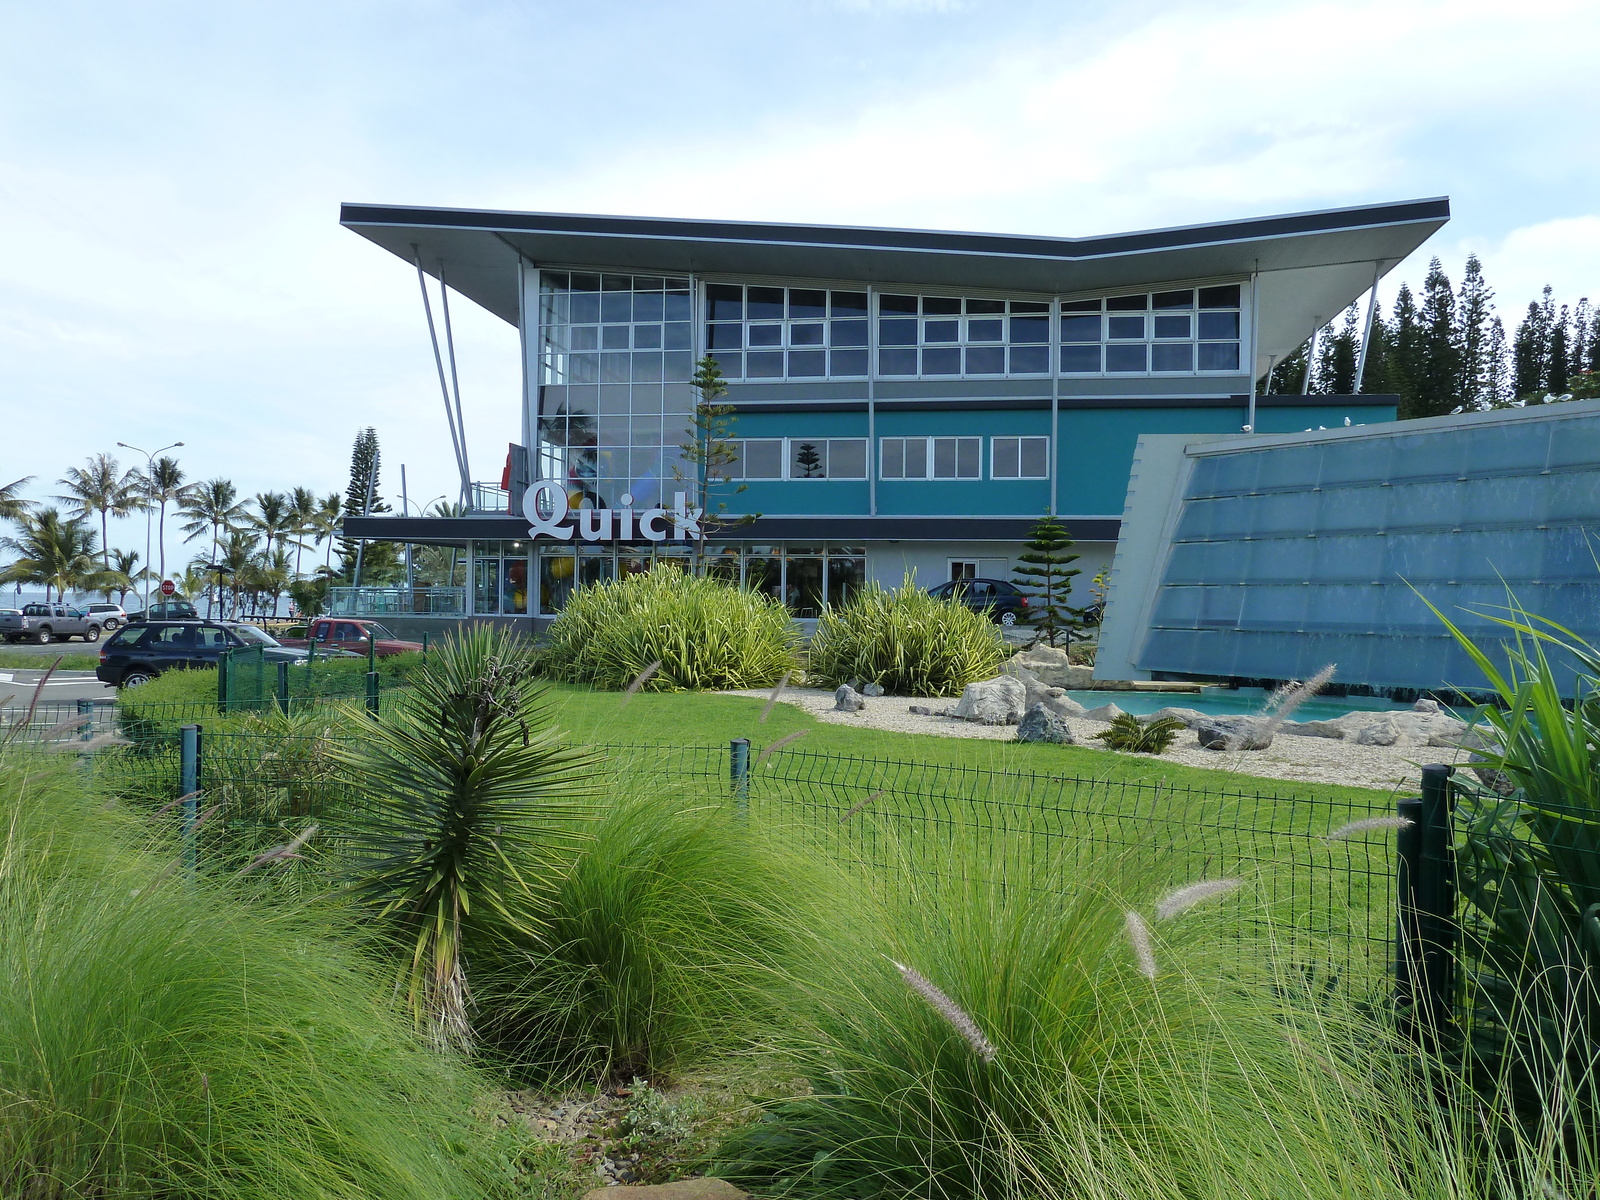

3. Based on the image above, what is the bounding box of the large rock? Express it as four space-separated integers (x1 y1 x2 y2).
1354 719 1400 746
1004 647 1095 689
833 684 865 712
1195 717 1274 751
1016 702 1074 744
584 1181 749 1200
1081 702 1126 723
1412 697 1442 714
861 681 886 697
1022 679 1088 719
952 675 1027 725
1280 709 1467 746
1142 706 1207 728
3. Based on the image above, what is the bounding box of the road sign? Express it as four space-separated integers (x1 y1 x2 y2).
160 579 176 597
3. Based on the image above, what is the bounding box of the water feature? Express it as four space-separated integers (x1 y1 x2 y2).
1061 687 1418 721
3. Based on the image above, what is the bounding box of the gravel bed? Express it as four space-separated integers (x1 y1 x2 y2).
722 686 1469 794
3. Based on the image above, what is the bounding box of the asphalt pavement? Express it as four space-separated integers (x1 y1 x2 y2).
0 668 116 707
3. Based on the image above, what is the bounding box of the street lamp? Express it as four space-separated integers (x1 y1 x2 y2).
117 440 183 614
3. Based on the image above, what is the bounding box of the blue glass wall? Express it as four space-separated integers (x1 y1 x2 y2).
1136 406 1600 693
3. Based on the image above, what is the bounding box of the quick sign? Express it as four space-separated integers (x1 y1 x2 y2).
522 481 703 543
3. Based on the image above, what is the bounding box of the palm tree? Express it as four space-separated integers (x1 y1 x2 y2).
138 456 187 585
0 508 104 602
104 548 147 607
0 477 34 524
288 486 318 579
180 478 245 616
56 454 146 568
217 528 259 619
313 493 343 574
248 492 293 558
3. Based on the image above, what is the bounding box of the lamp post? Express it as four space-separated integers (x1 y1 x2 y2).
117 440 183 615
400 493 446 595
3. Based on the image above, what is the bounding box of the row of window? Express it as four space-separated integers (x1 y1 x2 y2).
726 436 1050 481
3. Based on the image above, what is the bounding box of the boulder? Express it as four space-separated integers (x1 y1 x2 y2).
1195 717 1274 751
1142 706 1207 728
1280 718 1347 739
908 704 942 716
1412 697 1442 714
1023 680 1088 719
1354 719 1400 746
1081 702 1126 723
1005 647 1095 689
952 675 1028 726
1016 702 1074 744
861 681 886 698
584 1180 749 1200
833 684 865 712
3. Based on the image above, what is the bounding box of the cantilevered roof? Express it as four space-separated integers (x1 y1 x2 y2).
340 198 1449 370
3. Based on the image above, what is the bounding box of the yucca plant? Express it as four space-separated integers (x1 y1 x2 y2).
542 564 800 690
807 577 1006 697
1094 712 1185 754
333 625 602 1050
1423 592 1600 1109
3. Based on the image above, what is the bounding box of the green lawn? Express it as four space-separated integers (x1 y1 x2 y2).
544 682 1398 807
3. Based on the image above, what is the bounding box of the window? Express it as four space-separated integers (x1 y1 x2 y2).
880 436 981 480
1059 284 1244 376
729 438 869 480
991 436 1049 479
704 285 870 380
875 294 1051 378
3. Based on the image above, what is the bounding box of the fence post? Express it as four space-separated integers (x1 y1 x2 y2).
730 738 750 818
367 634 377 674
276 660 290 715
365 670 380 717
180 724 202 877
217 649 230 715
421 631 429 661
77 697 93 741
1397 765 1457 1047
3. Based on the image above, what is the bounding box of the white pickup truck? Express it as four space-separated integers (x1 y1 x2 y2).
0 602 106 644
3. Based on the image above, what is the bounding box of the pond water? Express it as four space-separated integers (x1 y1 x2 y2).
1061 687 1419 721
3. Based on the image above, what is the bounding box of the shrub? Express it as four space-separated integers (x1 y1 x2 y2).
1094 712 1185 754
0 751 521 1200
807 578 1006 697
541 565 800 691
477 783 830 1085
334 624 602 1049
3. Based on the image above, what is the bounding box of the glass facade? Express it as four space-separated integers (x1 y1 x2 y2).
537 271 697 509
1061 284 1243 375
729 437 869 480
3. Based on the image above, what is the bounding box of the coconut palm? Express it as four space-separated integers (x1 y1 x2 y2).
137 456 187 585
288 486 319 579
216 528 260 619
103 548 148 608
0 477 35 524
179 478 245 617
0 508 104 603
247 492 294 558
313 493 343 574
56 454 146 568
335 626 601 1049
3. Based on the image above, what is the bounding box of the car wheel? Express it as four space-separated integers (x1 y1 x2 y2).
103 618 120 631
34 628 52 645
121 668 156 688
1000 611 1018 626
85 625 101 643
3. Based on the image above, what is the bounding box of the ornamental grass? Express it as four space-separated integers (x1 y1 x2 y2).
806 577 1006 697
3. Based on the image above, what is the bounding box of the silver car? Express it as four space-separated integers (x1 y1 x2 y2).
86 603 128 631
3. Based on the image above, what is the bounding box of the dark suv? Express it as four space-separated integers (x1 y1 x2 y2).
96 620 307 688
928 578 1031 625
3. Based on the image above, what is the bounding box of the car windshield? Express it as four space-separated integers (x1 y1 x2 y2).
363 622 396 639
231 625 281 647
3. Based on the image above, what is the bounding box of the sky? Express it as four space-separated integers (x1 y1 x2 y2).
3 0 1599 578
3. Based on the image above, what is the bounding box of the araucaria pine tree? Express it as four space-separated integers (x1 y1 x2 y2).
337 427 399 583
674 356 755 573
1012 513 1081 647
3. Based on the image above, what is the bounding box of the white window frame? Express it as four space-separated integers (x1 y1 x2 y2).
879 436 983 481
1057 279 1249 379
730 437 869 481
990 436 1051 480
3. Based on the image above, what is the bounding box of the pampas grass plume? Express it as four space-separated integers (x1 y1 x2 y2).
1324 816 1413 842
1124 911 1157 980
1155 878 1242 920
890 959 997 1063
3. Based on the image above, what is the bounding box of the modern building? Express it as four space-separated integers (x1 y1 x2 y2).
1097 398 1600 697
336 198 1448 629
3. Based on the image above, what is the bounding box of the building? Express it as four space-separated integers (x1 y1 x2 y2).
1097 398 1600 697
336 198 1448 629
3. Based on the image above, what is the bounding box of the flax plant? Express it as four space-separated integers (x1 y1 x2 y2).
807 577 1006 697
542 564 800 691
334 625 602 1050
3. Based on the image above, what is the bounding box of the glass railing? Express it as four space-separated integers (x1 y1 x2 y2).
470 482 511 512
325 586 467 616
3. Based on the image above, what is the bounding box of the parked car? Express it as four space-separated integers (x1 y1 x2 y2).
125 599 200 623
927 578 1031 626
1 602 106 644
275 617 425 658
95 620 308 688
86 603 128 631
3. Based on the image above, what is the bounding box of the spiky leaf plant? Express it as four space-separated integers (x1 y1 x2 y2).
1094 712 1185 754
335 624 601 1050
807 577 1006 697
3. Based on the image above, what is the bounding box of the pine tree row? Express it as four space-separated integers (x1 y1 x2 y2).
1261 256 1600 419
